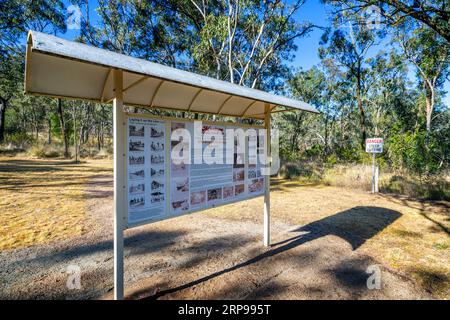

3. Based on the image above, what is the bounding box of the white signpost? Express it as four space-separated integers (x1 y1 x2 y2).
366 138 383 193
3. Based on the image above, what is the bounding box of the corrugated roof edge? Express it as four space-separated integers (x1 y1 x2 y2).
27 30 319 114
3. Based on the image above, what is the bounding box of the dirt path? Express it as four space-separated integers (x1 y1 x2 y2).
2 168 446 299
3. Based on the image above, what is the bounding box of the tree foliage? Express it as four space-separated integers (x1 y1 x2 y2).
0 1 448 177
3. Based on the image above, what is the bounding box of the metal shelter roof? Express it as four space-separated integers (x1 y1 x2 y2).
25 31 318 119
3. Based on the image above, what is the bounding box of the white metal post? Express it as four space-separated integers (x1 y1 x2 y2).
371 152 376 193
375 164 379 193
264 105 271 247
113 69 125 300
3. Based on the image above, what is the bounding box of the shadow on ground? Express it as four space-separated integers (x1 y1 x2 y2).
378 193 450 236
132 206 401 299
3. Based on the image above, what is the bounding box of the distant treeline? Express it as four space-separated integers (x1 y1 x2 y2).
0 1 448 177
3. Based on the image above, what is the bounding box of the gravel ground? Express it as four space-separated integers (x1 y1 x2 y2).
0 174 433 300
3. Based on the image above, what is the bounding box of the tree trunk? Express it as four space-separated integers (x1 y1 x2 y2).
73 106 78 163
48 117 52 144
425 84 434 133
34 123 39 140
324 115 329 155
356 71 366 149
57 99 69 158
0 97 7 144
78 122 84 159
290 132 298 153
97 126 101 151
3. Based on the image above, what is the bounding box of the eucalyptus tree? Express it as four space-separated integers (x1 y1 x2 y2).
394 24 449 133
81 0 140 55
187 0 315 90
0 54 22 143
81 0 315 125
365 50 411 136
319 23 376 149
134 0 315 92
0 0 66 143
276 67 326 156
319 58 354 155
81 0 195 68
323 0 450 44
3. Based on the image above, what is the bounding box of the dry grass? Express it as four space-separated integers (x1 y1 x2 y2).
0 156 448 298
322 164 391 191
204 178 450 299
321 164 449 200
0 155 112 250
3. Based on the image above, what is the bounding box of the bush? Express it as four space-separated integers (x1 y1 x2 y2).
381 174 450 201
387 130 442 176
278 161 323 181
80 147 112 159
304 144 323 159
335 145 363 163
325 154 338 166
279 145 300 162
4 132 35 149
279 158 448 200
28 145 63 158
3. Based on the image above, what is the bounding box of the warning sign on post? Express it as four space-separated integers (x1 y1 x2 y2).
366 138 383 153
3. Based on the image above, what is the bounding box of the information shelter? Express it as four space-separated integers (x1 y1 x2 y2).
24 30 318 299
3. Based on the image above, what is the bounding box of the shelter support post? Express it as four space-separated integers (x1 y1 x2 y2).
264 104 271 247
113 69 125 300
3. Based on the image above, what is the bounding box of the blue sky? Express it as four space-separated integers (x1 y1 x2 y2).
291 0 328 69
60 0 449 106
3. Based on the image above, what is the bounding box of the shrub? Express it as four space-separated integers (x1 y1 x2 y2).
335 145 363 163
4 132 35 149
278 161 323 181
304 144 323 159
78 146 112 159
94 148 112 159
28 145 62 158
387 130 442 176
381 174 449 201
325 154 338 166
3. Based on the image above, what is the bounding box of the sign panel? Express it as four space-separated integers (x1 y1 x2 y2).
126 116 266 227
126 118 167 225
365 138 383 153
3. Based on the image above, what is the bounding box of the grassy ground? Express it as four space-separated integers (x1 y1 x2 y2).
0 155 112 250
205 180 450 298
0 156 448 298
288 162 450 200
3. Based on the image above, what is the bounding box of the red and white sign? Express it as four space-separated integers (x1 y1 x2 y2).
366 138 383 153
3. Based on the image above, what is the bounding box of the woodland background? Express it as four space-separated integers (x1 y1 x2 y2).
0 0 449 199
